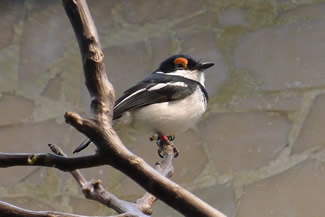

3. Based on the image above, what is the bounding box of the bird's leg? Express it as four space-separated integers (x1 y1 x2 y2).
156 134 167 158
149 134 175 142
159 134 169 143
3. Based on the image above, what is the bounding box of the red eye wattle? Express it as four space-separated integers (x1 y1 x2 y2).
173 57 188 68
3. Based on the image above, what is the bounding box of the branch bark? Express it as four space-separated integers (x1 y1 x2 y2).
62 0 114 124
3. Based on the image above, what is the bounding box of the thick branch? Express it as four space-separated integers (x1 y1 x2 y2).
0 151 105 171
62 0 114 123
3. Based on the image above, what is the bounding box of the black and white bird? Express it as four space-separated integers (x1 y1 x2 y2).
73 54 214 154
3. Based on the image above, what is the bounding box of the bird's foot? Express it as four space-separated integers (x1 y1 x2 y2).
156 134 179 158
167 135 175 141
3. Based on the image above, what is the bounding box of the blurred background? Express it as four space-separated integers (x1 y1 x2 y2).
1 0 325 216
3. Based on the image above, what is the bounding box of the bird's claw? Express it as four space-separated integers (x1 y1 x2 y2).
168 135 175 141
158 148 164 158
156 135 179 158
173 146 179 158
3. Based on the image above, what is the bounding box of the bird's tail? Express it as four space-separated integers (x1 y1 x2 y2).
73 116 119 154
73 139 92 154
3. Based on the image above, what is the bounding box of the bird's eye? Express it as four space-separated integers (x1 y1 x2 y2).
175 63 184 68
174 57 188 69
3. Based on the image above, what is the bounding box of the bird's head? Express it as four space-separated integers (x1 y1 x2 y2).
156 54 214 84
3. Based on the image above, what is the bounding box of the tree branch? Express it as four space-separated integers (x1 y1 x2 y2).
136 144 175 215
64 0 227 216
62 0 114 124
65 111 226 217
0 151 105 171
0 0 227 216
48 144 149 217
0 201 137 217
0 143 177 216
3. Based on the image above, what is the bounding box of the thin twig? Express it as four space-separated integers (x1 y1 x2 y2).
0 201 137 217
48 144 149 217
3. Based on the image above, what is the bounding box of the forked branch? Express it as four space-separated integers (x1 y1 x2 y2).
0 0 227 216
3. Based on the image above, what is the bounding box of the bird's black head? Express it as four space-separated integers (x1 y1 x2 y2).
157 54 214 73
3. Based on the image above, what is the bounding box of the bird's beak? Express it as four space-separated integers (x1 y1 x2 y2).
196 62 215 71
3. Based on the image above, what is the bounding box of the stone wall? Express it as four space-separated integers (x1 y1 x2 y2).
1 0 325 216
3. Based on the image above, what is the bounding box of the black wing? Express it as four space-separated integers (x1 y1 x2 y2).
113 73 197 120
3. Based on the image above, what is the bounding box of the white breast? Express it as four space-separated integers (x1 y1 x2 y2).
130 87 207 136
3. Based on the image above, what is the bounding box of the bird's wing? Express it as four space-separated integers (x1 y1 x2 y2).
113 74 197 120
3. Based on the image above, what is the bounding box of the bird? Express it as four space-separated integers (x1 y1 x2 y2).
73 54 214 154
